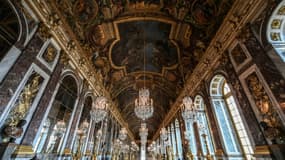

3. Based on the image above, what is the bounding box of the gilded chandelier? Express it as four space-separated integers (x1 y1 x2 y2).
90 96 109 123
134 88 154 121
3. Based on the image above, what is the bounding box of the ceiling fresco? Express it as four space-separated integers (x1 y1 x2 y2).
54 0 234 140
111 20 178 73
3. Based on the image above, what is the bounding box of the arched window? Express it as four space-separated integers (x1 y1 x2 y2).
210 75 254 159
267 0 285 62
35 75 78 154
194 95 214 156
0 0 20 61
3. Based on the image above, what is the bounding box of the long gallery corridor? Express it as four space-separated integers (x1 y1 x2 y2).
0 0 285 159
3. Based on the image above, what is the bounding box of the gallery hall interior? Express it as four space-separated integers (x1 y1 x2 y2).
1 0 285 159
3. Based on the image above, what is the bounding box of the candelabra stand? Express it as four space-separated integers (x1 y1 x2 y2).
186 140 194 160
73 131 84 160
157 153 162 160
202 133 212 160
184 131 194 160
166 146 174 160
111 152 115 160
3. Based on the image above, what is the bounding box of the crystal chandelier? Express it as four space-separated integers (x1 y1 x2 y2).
122 144 130 154
160 127 168 141
54 119 66 137
90 96 109 123
113 138 122 150
134 88 154 121
181 96 196 121
139 123 148 144
134 24 154 121
96 129 102 139
79 119 89 134
119 127 127 141
131 141 139 151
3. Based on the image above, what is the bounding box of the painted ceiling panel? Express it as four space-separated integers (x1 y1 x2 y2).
54 0 234 141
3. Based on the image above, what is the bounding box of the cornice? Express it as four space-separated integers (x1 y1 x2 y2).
25 0 135 141
152 0 264 140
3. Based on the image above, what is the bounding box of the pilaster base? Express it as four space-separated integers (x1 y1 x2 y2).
269 144 285 160
0 143 17 159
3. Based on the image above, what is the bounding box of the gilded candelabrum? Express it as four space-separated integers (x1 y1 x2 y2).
73 130 85 160
92 152 97 160
166 146 174 160
202 133 212 160
186 141 194 160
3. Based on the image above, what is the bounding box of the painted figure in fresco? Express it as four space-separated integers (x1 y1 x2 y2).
74 0 98 23
191 0 217 25
129 0 160 4
112 21 178 73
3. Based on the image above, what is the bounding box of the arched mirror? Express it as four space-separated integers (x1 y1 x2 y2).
35 75 78 154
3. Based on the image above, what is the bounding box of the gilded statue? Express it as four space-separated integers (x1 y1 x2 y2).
2 74 41 141
247 75 271 115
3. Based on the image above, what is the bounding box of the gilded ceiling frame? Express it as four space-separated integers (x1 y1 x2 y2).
108 16 181 77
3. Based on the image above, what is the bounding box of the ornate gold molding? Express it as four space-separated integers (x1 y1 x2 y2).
24 0 135 141
152 0 264 140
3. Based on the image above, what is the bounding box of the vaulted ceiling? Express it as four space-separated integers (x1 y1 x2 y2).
54 0 234 140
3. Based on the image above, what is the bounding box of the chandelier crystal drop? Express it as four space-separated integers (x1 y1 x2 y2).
181 96 197 122
134 88 154 121
90 96 109 123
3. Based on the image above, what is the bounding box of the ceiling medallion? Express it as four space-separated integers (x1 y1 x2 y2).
90 96 109 123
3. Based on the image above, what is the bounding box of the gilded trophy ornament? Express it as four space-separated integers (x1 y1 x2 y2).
60 50 69 66
38 23 51 40
2 74 41 141
43 46 57 63
247 73 285 143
